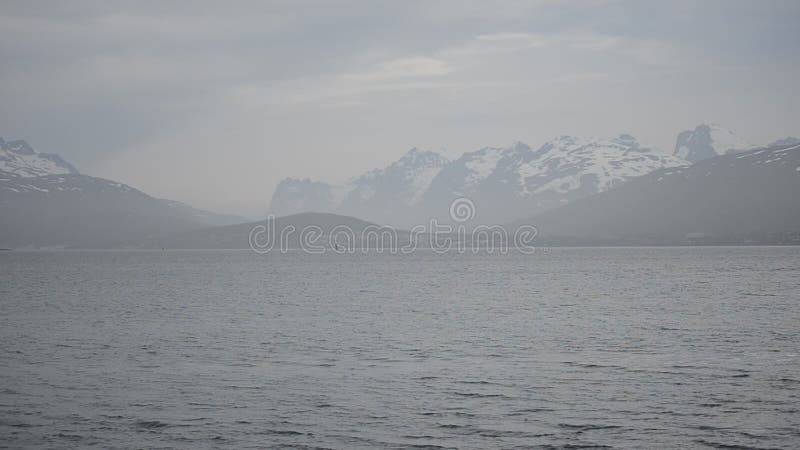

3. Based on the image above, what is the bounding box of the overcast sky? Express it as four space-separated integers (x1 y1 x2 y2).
2 0 798 217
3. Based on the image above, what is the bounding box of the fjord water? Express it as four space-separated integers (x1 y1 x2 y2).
1 248 799 449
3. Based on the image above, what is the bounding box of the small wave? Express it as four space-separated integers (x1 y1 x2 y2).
451 391 511 399
559 445 614 449
694 439 780 450
463 428 554 438
52 433 83 441
255 429 309 437
398 445 453 450
558 423 622 432
134 420 170 429
562 362 625 370
776 378 799 384
509 407 555 414
5 422 35 428
403 434 439 439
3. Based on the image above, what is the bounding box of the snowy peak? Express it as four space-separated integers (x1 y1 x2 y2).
414 135 686 224
396 147 447 166
343 147 449 206
388 148 449 205
2 138 35 155
0 137 79 178
271 177 338 213
674 124 755 163
271 137 688 225
460 146 512 190
525 142 800 243
513 134 686 197
388 147 450 178
270 148 449 220
272 128 799 226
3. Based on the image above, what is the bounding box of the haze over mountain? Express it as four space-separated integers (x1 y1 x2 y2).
113 212 387 250
271 124 800 228
122 139 800 249
0 137 245 248
673 123 756 163
521 142 800 245
3 123 798 248
1 137 79 177
272 134 686 226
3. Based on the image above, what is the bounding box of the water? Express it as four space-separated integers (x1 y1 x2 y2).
1 247 799 449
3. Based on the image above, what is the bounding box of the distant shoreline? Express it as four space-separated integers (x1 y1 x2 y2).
2 243 799 253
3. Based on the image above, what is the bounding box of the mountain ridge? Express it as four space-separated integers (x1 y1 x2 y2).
272 134 687 226
0 136 247 248
518 142 800 245
0 137 80 178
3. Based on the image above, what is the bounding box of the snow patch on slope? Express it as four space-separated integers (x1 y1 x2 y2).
708 125 754 155
518 134 687 196
408 164 442 204
0 137 79 177
464 147 505 186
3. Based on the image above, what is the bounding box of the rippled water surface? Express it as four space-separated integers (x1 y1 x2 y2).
1 247 799 449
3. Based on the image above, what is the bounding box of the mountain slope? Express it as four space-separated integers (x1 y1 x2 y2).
521 143 800 244
673 124 755 163
270 148 450 226
421 135 686 223
0 136 245 248
0 138 79 177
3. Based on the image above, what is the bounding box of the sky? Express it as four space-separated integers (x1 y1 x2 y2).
1 0 798 218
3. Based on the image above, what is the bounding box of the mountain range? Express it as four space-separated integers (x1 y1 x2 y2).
272 124 798 228
2 123 798 248
521 142 800 245
0 137 245 248
272 134 688 226
119 141 800 249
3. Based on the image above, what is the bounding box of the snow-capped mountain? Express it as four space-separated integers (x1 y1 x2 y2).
0 137 79 178
419 135 686 223
271 135 687 225
270 126 797 226
270 148 450 225
673 124 756 163
523 142 800 244
0 137 244 248
269 178 341 215
346 148 448 206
